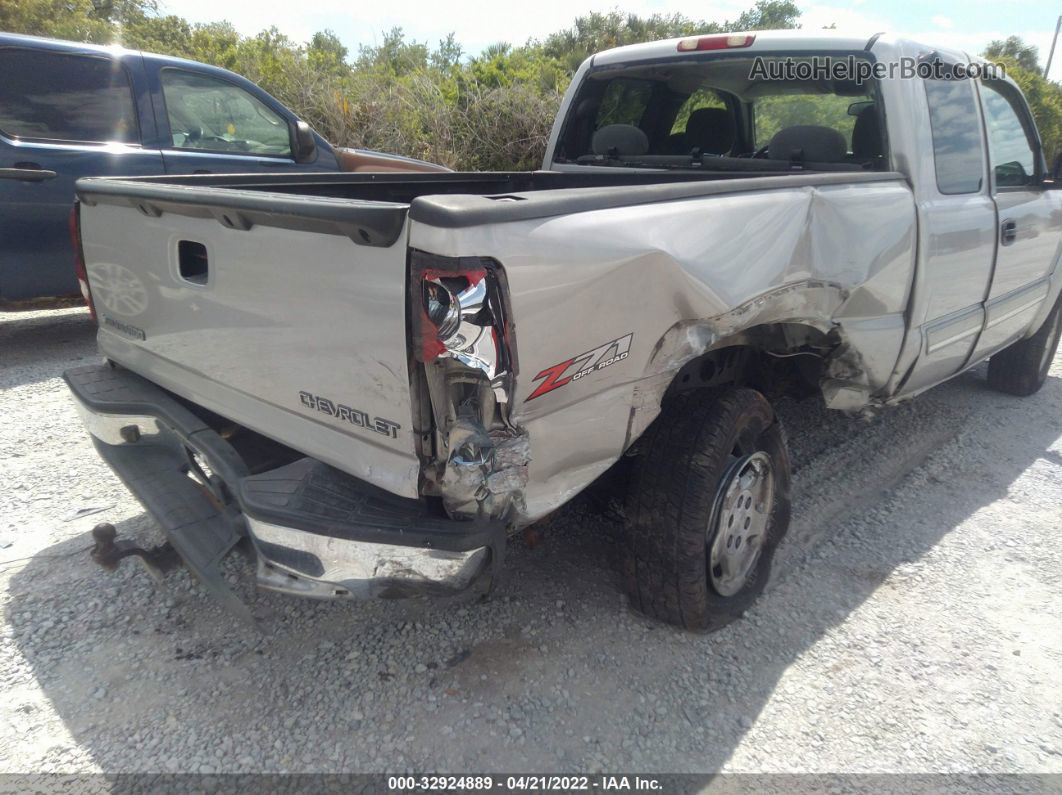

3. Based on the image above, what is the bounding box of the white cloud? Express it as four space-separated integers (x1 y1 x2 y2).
931 15 954 30
776 4 890 34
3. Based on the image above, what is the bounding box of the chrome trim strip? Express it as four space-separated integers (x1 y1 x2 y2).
985 281 1050 330
925 306 983 355
927 325 980 353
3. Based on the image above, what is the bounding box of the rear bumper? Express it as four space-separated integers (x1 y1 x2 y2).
64 364 502 616
250 516 490 600
236 456 499 600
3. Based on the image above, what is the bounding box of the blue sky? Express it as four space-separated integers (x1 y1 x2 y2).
160 0 1062 80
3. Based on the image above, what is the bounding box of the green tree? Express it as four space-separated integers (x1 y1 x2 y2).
467 44 565 92
431 33 462 70
985 36 1041 73
982 38 1062 164
1 0 114 43
121 14 194 56
89 0 159 24
727 0 801 31
308 30 349 76
542 11 722 73
356 27 429 76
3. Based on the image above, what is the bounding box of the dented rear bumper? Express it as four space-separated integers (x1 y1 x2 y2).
64 364 503 620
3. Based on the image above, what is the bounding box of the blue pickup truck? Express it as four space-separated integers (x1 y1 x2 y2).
0 32 444 302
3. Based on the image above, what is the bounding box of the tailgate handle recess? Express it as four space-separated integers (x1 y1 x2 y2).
178 240 209 285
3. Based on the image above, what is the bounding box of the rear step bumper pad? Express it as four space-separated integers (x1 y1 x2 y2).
63 364 502 615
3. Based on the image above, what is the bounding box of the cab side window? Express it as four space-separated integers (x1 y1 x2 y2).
924 77 984 195
979 80 1039 188
0 49 139 144
160 70 292 157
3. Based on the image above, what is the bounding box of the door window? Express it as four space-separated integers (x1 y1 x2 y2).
160 70 292 157
924 78 984 194
979 80 1039 188
0 49 138 144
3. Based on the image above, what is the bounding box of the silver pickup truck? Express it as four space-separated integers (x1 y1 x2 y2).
66 31 1062 631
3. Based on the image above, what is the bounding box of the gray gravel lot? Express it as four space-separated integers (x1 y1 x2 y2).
1 305 1061 776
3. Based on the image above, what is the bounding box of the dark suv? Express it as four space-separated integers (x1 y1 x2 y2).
0 32 443 301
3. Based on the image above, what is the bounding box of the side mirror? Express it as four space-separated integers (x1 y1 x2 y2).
290 120 317 163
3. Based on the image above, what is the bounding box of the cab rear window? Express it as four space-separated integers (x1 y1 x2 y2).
554 55 883 170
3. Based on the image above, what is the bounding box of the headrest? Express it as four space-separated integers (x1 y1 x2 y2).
592 124 649 157
684 107 735 155
851 105 883 159
768 125 847 163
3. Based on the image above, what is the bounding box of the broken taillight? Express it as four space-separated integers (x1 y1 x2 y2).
410 251 515 384
409 250 525 519
69 203 97 322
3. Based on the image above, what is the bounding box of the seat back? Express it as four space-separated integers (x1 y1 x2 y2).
768 125 847 163
851 105 883 160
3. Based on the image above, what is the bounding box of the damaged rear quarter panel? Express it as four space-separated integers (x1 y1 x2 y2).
410 178 915 522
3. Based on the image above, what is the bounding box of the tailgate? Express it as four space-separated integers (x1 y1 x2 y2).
75 178 420 498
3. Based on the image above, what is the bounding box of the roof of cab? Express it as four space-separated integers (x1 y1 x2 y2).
0 30 234 71
0 31 139 57
0 30 275 87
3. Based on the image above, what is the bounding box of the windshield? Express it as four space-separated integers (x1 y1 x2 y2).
554 54 884 173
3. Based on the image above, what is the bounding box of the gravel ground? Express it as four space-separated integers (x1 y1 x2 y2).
1 305 1061 777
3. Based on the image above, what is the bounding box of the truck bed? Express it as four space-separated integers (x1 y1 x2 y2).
77 168 890 232
75 168 907 503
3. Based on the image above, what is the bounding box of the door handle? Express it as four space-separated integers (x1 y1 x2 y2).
0 167 58 182
1000 219 1018 246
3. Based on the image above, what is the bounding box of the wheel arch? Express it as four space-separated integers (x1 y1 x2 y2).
658 322 835 399
625 294 854 453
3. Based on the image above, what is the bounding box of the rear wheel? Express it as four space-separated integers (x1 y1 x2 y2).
987 295 1062 397
622 387 791 631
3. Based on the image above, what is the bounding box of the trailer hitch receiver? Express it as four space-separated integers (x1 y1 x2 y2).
90 523 181 581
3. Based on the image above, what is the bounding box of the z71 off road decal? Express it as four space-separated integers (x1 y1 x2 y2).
526 333 633 401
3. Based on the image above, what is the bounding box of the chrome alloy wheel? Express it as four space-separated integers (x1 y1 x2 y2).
708 451 775 597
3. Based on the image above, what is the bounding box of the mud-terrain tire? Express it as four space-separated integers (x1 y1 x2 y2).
622 387 791 631
987 295 1062 397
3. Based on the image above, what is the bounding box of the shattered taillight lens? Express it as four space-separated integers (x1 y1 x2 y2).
411 251 515 384
69 203 97 322
410 250 526 519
